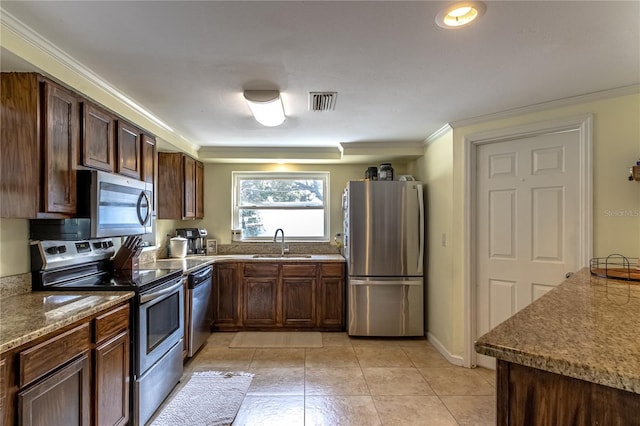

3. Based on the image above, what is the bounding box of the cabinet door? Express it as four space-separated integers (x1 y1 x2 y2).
243 277 278 327
318 277 344 328
318 263 345 328
282 277 316 327
18 354 90 426
95 331 129 426
195 160 204 219
116 120 141 179
157 152 184 219
141 134 156 212
183 155 196 218
42 82 78 215
1 73 39 218
81 102 115 172
213 263 240 328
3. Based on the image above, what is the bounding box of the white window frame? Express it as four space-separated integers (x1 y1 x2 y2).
232 171 330 242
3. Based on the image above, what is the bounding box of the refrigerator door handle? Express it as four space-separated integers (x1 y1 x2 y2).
416 184 424 273
349 278 423 286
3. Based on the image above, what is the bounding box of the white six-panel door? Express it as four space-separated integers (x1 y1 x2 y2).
475 129 581 369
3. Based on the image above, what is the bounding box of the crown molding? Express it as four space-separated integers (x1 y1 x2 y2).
1 7 198 154
450 84 640 129
423 123 453 147
198 146 343 163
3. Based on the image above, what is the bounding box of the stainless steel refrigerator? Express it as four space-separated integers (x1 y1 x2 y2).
343 180 424 336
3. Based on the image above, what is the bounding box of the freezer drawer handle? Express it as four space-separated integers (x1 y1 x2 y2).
349 279 422 286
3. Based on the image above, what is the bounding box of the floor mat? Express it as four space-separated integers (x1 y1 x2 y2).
150 371 253 426
229 331 323 348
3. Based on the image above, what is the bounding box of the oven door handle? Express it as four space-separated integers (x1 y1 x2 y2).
140 280 182 304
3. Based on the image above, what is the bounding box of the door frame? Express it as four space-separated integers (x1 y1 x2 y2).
463 114 593 368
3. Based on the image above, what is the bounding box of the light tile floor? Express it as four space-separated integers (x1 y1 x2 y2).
161 332 496 425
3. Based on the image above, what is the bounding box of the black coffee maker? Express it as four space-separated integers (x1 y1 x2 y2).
175 228 208 255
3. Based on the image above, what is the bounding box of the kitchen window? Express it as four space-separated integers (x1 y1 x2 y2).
232 171 329 241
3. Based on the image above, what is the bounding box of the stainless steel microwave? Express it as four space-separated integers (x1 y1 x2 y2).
77 170 153 238
30 170 154 240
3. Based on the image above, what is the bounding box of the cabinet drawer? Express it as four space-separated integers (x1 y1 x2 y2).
282 264 316 277
19 323 91 388
95 303 130 344
243 263 279 277
321 263 344 277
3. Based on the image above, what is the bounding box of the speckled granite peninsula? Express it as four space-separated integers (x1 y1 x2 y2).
0 291 134 353
475 267 640 424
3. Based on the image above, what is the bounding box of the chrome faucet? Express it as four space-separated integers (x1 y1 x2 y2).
273 228 288 256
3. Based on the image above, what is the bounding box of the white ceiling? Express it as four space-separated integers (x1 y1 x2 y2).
1 1 639 162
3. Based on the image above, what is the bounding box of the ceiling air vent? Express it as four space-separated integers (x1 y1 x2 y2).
309 92 337 112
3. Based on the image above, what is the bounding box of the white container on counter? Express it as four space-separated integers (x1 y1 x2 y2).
169 237 187 258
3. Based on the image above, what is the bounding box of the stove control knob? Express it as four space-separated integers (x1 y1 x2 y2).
45 246 59 255
107 241 114 247
58 246 67 253
93 242 102 249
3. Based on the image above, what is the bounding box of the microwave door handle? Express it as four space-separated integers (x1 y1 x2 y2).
136 191 151 225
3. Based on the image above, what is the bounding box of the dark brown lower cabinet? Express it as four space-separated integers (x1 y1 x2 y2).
318 263 345 328
213 263 241 329
95 331 129 426
1 302 130 426
18 354 90 426
243 277 278 326
214 261 344 331
282 264 317 327
497 360 640 426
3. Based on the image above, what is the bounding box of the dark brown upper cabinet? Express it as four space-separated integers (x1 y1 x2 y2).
81 102 116 172
117 120 141 179
158 152 204 220
1 73 79 218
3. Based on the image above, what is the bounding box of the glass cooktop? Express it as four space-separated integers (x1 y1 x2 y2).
52 268 182 293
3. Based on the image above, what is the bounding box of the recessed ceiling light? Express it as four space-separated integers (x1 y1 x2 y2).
436 1 486 29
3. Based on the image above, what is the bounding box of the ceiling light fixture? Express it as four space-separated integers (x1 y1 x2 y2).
244 90 286 127
436 1 486 29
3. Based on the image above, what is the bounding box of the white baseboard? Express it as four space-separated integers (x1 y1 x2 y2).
426 332 465 367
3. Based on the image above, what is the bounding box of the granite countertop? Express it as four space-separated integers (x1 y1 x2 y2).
0 291 134 353
142 254 345 273
475 267 640 394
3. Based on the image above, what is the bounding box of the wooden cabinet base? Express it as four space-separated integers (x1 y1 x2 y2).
1 302 130 426
213 261 345 332
497 360 640 426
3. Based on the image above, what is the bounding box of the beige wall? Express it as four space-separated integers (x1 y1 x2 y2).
0 219 31 276
415 92 640 359
412 130 455 351
169 162 410 245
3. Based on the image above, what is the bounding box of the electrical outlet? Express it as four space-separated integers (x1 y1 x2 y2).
441 233 447 247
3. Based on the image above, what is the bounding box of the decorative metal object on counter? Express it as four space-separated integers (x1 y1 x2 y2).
590 254 640 281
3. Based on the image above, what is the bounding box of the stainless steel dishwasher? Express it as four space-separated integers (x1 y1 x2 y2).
186 265 214 357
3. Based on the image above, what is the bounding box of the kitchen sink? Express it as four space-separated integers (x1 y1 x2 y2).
251 254 313 258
